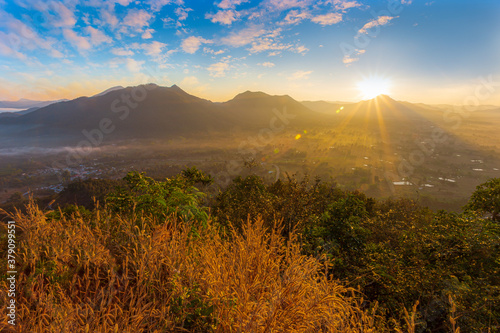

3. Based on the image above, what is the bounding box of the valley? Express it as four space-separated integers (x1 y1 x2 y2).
1 85 499 212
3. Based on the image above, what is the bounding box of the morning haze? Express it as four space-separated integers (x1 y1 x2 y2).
1 0 499 332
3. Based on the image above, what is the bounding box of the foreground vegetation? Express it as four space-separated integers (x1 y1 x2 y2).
1 168 499 332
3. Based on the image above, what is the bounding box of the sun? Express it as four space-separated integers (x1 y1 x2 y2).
357 76 392 100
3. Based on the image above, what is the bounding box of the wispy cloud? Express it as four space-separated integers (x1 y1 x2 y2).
266 0 314 11
207 61 230 77
181 36 212 54
52 2 77 28
126 58 144 72
101 9 119 27
181 76 199 85
206 10 240 25
217 0 249 9
330 0 361 11
111 47 134 56
289 70 312 80
63 29 91 51
85 26 112 45
249 39 289 54
0 35 27 60
282 10 310 25
311 13 343 26
358 16 396 34
342 49 365 65
175 7 193 21
142 41 168 56
258 62 275 67
142 29 154 39
123 9 153 30
221 25 266 47
147 0 174 12
0 10 62 57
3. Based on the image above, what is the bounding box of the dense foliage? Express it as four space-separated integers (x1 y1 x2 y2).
1 169 499 332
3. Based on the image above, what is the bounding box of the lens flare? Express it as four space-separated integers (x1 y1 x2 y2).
357 76 392 99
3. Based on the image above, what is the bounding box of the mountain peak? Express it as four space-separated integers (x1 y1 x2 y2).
231 91 271 101
169 84 186 93
363 94 399 104
92 86 125 97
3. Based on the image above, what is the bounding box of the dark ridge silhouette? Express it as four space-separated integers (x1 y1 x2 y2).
0 84 314 146
0 98 68 109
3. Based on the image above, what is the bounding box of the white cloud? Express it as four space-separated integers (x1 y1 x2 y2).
181 76 199 85
143 41 167 56
0 10 62 57
126 58 144 72
311 13 342 26
0 36 27 60
207 62 230 77
282 10 310 25
217 0 249 9
203 47 225 55
142 29 154 39
85 26 112 45
111 47 134 56
175 7 193 21
123 9 153 30
63 29 92 51
115 0 134 5
249 39 290 54
258 62 275 67
206 10 240 25
181 36 212 54
342 49 365 65
221 25 266 47
289 70 312 80
330 0 361 11
266 0 313 11
358 16 396 34
50 49 64 58
52 2 76 27
147 0 178 12
101 9 119 27
295 45 308 54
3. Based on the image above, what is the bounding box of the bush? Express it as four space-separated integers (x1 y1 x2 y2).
106 171 209 225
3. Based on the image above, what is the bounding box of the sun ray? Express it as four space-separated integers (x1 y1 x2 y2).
357 76 392 100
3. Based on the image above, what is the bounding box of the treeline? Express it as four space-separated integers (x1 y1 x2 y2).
1 168 499 332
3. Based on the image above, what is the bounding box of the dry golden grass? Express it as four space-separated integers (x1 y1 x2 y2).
1 201 382 332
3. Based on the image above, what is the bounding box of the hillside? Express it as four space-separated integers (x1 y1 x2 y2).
1 169 498 332
0 84 319 147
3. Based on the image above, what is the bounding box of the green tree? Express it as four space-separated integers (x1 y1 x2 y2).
465 178 500 221
106 171 209 224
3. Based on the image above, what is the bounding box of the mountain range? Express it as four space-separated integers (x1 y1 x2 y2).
0 98 68 110
0 83 498 149
0 84 320 147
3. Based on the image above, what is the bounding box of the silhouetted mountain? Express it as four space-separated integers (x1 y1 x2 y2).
92 86 125 97
0 84 315 146
301 101 344 114
3 86 494 152
221 90 318 129
0 98 68 109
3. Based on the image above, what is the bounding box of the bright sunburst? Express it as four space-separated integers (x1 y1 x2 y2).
357 76 392 100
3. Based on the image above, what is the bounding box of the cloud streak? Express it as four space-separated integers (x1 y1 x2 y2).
358 16 396 34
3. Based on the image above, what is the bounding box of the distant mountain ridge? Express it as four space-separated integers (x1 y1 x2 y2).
91 86 125 98
0 84 318 147
1 86 497 149
0 98 68 109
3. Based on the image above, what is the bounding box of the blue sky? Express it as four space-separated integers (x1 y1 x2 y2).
0 0 499 104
